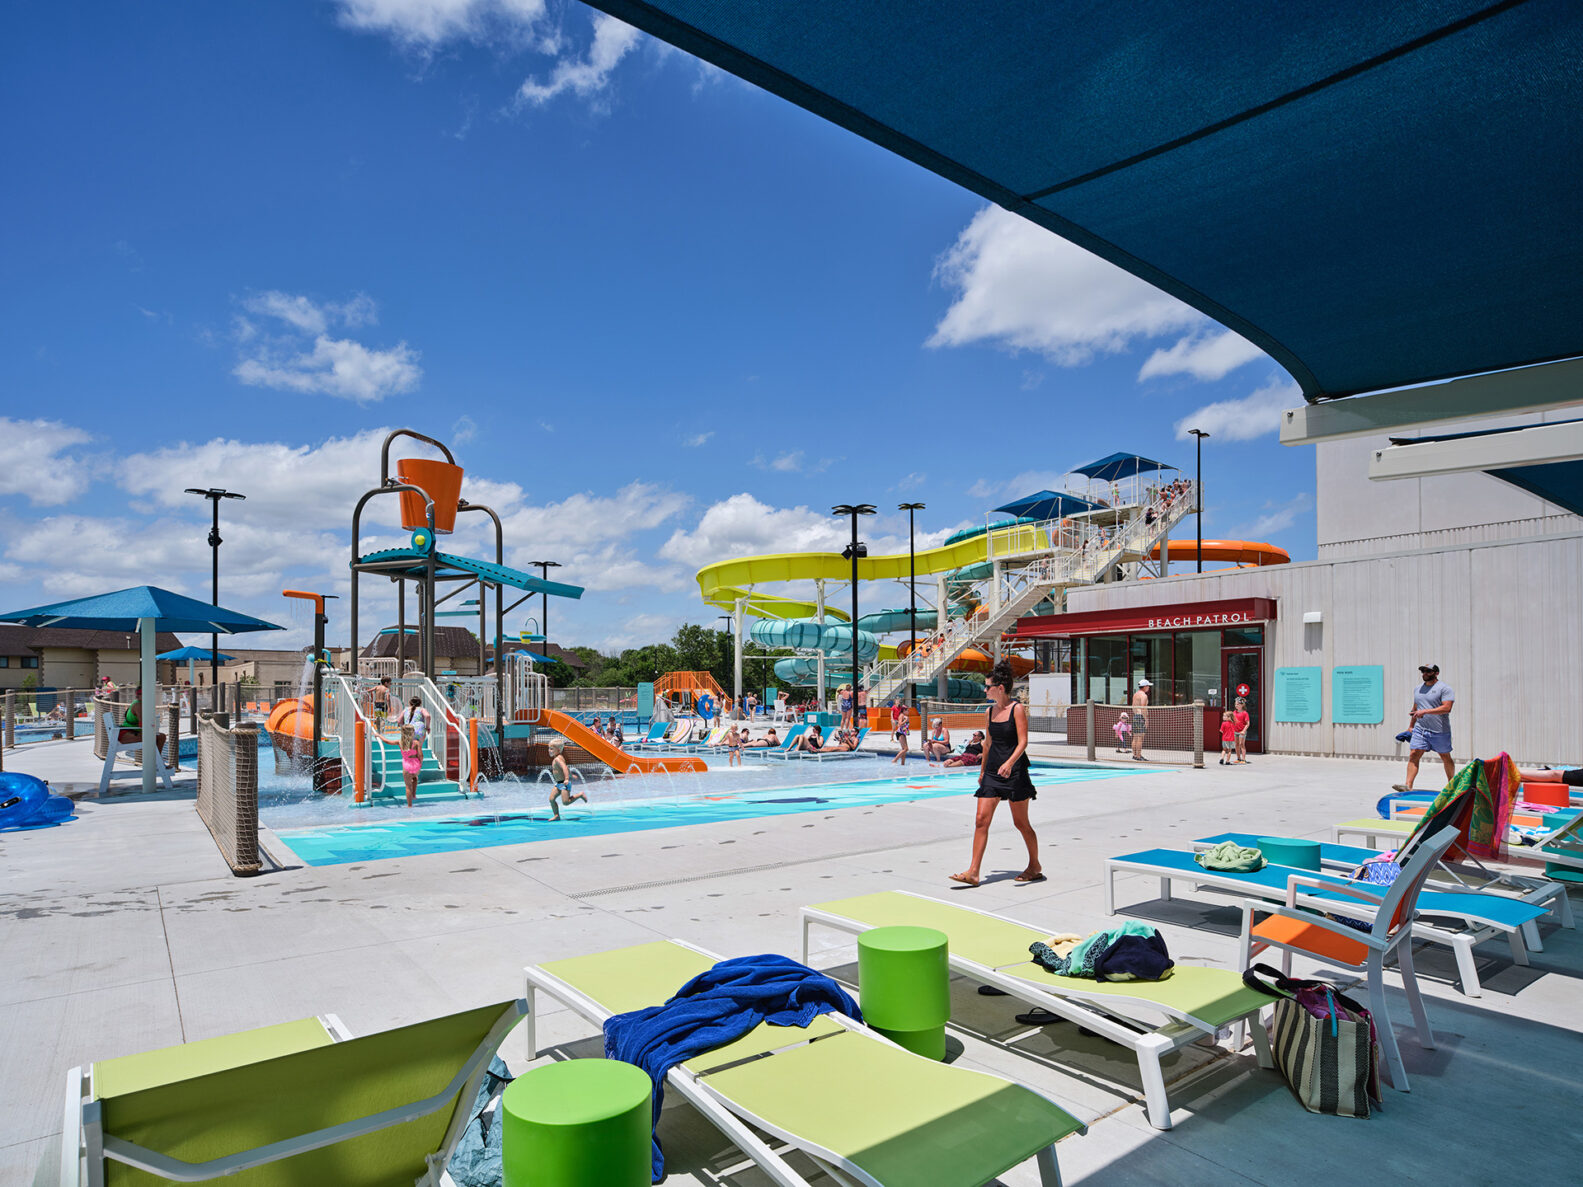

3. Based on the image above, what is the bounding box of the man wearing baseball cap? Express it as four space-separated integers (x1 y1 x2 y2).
1395 663 1455 792
1131 679 1152 761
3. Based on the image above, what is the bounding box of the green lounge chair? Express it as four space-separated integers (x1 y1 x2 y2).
62 1000 526 1186
800 891 1273 1131
524 939 1084 1186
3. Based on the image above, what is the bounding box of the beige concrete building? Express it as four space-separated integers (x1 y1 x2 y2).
0 626 182 691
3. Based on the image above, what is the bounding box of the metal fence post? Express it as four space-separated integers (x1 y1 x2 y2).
1192 699 1205 769
3 691 14 749
64 689 76 740
1085 698 1096 762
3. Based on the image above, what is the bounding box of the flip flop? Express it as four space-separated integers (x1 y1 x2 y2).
1014 872 1046 884
948 873 981 887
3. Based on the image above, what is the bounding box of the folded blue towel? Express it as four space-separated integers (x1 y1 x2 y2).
604 953 861 1181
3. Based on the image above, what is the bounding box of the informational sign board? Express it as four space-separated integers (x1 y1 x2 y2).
1332 665 1385 724
1273 667 1322 723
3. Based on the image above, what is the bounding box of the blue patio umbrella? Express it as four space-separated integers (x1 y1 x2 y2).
993 490 1103 521
1071 452 1175 484
156 645 238 692
0 587 282 792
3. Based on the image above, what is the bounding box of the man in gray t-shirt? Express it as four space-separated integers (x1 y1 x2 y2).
1395 663 1455 792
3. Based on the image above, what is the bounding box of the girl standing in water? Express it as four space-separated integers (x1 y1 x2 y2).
950 660 1042 887
398 695 430 808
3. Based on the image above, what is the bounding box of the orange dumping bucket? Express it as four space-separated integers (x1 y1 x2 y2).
396 458 464 534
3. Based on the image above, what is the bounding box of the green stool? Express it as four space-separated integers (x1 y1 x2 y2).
1258 836 1322 872
856 924 950 1061
501 1058 651 1187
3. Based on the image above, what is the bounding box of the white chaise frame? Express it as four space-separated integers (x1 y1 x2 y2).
524 937 1078 1187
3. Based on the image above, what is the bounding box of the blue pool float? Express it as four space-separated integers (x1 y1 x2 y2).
0 772 76 832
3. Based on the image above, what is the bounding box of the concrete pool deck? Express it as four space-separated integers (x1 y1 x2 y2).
2 746 1579 1185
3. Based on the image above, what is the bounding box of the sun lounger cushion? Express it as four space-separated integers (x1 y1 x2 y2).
603 954 860 1179
1115 847 1548 930
93 1003 514 1187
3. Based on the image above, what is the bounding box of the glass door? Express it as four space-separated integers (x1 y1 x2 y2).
1222 648 1263 753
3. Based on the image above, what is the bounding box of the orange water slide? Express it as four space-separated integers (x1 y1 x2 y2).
1148 540 1290 566
537 709 706 773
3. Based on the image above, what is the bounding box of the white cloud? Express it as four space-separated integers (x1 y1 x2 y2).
597 611 683 654
684 431 714 448
964 469 1083 505
1174 379 1302 443
243 291 331 335
1232 492 1312 539
118 430 394 533
335 0 547 49
1139 329 1265 382
515 14 641 108
893 472 927 492
929 206 1205 365
234 336 421 403
659 494 953 574
451 414 478 444
0 419 96 505
231 293 416 403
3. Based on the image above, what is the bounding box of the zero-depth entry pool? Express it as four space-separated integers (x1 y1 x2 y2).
271 764 1144 866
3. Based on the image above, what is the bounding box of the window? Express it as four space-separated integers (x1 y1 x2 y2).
0 656 8 667
1173 631 1222 707
1080 636 1129 705
1222 626 1264 647
1129 633 1173 702
21 656 39 669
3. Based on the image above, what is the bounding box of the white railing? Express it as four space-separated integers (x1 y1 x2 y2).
440 675 498 726
506 654 550 723
323 670 376 794
387 675 469 791
865 483 1198 703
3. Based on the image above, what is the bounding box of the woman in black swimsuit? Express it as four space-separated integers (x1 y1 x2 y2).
950 660 1042 887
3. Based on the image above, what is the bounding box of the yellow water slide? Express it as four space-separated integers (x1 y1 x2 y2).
695 521 1055 617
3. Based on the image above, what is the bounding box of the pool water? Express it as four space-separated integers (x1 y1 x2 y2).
271 764 1143 866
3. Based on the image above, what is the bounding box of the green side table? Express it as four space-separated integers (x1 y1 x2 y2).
857 924 950 1060
501 1058 652 1187
1258 836 1322 872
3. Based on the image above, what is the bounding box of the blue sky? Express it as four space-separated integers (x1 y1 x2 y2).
1 1 1314 652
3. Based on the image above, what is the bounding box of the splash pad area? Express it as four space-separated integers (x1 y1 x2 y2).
261 746 1145 865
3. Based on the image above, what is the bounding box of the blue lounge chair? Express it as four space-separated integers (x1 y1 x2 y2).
1105 846 1554 998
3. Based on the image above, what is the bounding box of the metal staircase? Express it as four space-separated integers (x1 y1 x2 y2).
861 483 1196 705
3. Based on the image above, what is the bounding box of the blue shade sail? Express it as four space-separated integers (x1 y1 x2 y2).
0 586 283 634
585 1 1583 400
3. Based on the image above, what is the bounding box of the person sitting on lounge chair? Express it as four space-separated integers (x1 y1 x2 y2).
743 727 779 748
799 725 825 752
1518 765 1583 789
816 728 860 753
943 731 985 768
117 686 167 752
924 717 951 761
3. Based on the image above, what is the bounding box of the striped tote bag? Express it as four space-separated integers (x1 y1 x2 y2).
1243 964 1381 1117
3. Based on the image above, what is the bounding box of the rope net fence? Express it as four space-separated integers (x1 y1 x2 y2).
1067 701 1204 766
195 710 262 875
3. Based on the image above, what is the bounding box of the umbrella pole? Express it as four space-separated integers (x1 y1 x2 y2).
141 618 157 795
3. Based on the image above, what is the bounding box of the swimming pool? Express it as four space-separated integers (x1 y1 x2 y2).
271 764 1144 866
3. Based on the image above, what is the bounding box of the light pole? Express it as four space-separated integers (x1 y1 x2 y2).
1186 430 1209 573
832 504 875 713
898 502 924 707
527 560 562 657
184 487 245 705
